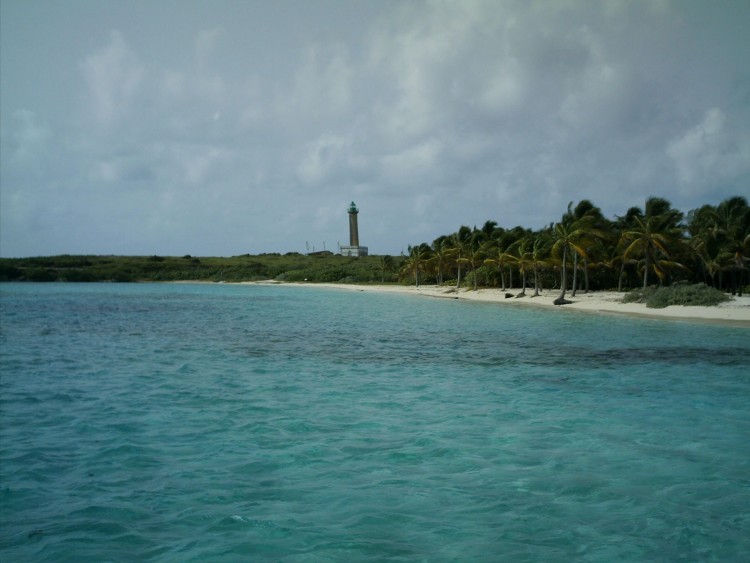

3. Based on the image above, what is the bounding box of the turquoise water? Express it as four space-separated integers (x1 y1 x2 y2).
1 283 749 561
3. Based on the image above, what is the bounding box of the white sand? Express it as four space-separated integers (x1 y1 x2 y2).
268 282 750 327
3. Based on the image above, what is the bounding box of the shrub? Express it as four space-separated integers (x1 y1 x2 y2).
623 283 730 308
622 286 657 304
648 283 730 308
0 264 22 281
25 267 57 282
275 269 312 282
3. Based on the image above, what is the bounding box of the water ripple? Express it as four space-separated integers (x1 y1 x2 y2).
1 283 749 560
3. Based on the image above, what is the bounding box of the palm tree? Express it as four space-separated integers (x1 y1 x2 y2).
430 236 453 285
506 237 535 297
463 229 488 290
614 206 644 291
577 201 610 294
379 255 394 283
622 197 685 289
483 243 508 291
551 205 596 304
530 233 550 297
481 220 499 239
715 196 750 295
450 226 472 289
401 244 431 287
551 222 579 304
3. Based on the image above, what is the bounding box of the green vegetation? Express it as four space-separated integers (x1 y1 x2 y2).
2 195 748 308
399 195 749 300
623 283 731 308
0 253 400 284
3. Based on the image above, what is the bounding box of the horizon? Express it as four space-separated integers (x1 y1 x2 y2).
1 191 746 260
2 1 749 258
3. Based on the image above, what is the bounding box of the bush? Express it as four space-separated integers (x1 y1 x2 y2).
0 264 22 281
25 267 57 282
623 283 730 308
275 269 312 282
622 286 657 304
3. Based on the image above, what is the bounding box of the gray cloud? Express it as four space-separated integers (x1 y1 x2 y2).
1 0 749 257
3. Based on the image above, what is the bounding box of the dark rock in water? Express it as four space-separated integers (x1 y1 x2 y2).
505 293 514 299
554 297 572 305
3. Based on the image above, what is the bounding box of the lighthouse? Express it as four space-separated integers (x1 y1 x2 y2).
348 201 360 246
340 201 368 257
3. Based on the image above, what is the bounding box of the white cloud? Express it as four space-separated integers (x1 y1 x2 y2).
9 109 51 165
3 0 749 257
80 30 144 125
280 44 353 130
297 134 351 186
195 27 224 70
667 107 750 192
182 146 229 186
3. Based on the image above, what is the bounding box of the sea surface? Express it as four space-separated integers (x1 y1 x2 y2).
1 282 749 561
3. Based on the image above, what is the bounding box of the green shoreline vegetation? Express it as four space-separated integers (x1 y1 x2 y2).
2 196 748 305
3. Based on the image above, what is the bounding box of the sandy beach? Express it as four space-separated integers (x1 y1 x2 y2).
267 282 750 327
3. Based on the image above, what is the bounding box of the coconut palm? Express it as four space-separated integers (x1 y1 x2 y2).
614 206 645 291
505 237 537 297
562 201 609 297
462 229 488 291
690 196 750 294
430 236 453 285
551 223 580 304
379 255 395 283
530 233 551 297
715 196 750 295
483 243 508 291
401 244 432 287
450 226 473 289
551 205 598 304
622 197 685 289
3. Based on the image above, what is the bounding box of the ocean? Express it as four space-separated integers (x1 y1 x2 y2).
1 282 749 561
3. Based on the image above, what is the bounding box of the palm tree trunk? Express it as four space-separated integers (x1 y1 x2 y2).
618 262 625 292
517 270 527 297
571 252 579 297
555 245 569 304
584 257 590 293
642 251 649 289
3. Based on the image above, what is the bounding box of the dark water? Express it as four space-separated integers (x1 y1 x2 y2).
1 283 749 561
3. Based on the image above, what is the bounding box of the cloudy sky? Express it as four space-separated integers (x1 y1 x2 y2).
1 0 749 257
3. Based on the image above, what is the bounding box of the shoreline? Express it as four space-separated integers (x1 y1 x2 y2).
246 282 750 327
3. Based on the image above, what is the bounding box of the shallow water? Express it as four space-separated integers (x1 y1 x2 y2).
1 283 749 561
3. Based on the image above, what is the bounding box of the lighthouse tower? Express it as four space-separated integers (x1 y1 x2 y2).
340 201 368 257
348 201 360 246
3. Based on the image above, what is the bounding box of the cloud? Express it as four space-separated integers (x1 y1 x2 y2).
80 30 144 125
297 133 352 187
8 109 51 165
667 107 750 193
2 0 749 257
195 27 224 70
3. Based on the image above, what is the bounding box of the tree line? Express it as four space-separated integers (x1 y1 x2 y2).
398 196 750 299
